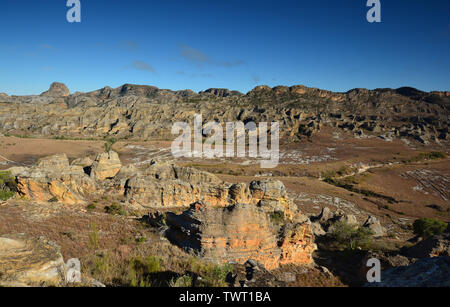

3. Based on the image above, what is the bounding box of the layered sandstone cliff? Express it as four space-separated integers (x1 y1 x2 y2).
165 203 316 270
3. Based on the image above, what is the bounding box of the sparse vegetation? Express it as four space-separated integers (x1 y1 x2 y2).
323 177 397 203
103 138 118 152
403 151 447 164
128 256 162 287
413 218 447 238
135 236 147 244
86 203 96 210
104 203 128 216
88 223 100 250
186 257 233 287
327 221 374 250
0 171 16 201
169 275 193 287
269 211 285 225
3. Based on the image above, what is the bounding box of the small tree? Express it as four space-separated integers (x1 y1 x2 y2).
328 221 374 250
0 171 16 201
103 138 117 152
413 218 447 238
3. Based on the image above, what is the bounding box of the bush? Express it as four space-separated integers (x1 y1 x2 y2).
413 218 447 238
128 256 162 287
169 275 193 287
103 138 118 152
186 257 233 287
0 171 16 201
104 203 128 216
269 211 285 225
88 223 100 250
86 203 96 210
328 221 374 250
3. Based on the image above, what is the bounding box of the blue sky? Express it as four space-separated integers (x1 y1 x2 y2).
1 0 449 95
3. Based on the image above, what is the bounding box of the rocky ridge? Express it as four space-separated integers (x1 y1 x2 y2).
0 83 448 144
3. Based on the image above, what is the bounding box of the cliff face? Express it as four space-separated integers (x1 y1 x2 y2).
165 203 316 270
0 83 448 144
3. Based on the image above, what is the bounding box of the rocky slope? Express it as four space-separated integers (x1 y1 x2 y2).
0 83 448 144
6 151 318 270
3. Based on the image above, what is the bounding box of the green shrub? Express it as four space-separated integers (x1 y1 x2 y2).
135 236 146 244
103 138 118 152
88 223 100 250
413 218 447 238
104 203 128 216
92 253 110 278
128 256 162 287
328 221 374 250
86 203 96 210
405 152 447 163
269 211 285 225
0 171 16 201
186 257 233 287
169 275 193 287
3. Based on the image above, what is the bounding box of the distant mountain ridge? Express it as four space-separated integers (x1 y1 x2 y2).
0 82 448 144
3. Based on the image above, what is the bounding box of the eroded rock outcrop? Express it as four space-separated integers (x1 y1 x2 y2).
90 151 121 180
165 203 316 270
1 83 447 144
0 234 66 287
12 153 96 204
40 82 70 97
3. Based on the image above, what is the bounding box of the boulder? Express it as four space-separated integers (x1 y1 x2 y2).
37 153 70 170
0 234 66 287
249 179 298 219
14 154 96 204
71 157 93 168
316 207 333 224
90 151 122 180
362 216 386 237
311 222 326 236
366 257 450 287
406 232 450 258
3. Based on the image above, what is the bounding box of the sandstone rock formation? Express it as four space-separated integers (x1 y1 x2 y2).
40 82 70 97
90 151 121 180
12 153 96 204
165 203 316 270
362 216 386 237
0 234 66 287
9 151 302 213
0 83 447 143
279 223 317 266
